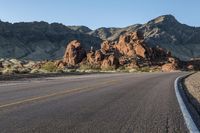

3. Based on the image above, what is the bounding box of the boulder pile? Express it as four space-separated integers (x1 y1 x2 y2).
61 31 178 71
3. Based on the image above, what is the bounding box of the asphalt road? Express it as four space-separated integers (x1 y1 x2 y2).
0 72 189 133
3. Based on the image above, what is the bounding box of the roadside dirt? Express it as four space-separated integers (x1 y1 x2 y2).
184 72 200 114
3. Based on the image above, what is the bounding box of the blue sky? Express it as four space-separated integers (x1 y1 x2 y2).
0 0 199 29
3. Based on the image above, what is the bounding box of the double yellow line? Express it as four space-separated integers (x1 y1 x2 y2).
0 80 118 109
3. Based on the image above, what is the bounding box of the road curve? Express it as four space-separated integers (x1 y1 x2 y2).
0 72 189 133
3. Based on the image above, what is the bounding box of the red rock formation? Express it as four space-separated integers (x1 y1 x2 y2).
63 40 86 66
115 32 147 58
161 63 177 72
95 50 104 62
61 31 179 71
86 52 95 64
134 42 146 58
101 55 119 70
101 41 111 54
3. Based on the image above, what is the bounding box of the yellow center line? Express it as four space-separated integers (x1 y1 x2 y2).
0 80 118 109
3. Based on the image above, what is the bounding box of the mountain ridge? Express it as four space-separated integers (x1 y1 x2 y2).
0 14 200 60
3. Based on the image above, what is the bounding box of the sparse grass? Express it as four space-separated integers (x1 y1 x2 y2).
79 63 101 70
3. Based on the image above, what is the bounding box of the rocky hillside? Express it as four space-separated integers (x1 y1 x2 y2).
0 15 200 60
140 15 200 60
90 15 200 60
0 21 101 60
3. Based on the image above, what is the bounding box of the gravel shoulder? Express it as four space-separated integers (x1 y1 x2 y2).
184 72 200 114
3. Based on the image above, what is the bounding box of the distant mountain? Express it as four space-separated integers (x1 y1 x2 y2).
0 21 101 60
139 15 200 60
68 26 92 33
88 24 142 41
0 15 200 60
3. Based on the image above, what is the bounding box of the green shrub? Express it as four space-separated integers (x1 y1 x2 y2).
41 62 57 72
135 67 151 72
101 66 116 71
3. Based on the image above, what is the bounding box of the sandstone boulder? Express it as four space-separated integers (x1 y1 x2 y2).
161 63 177 72
187 64 194 70
87 52 95 64
95 50 104 62
101 41 115 54
101 55 119 70
128 59 139 68
115 31 147 58
63 40 86 66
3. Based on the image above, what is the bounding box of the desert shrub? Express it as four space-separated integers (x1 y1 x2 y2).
80 63 101 70
55 69 64 73
41 62 57 72
135 67 151 72
101 66 116 71
117 66 126 70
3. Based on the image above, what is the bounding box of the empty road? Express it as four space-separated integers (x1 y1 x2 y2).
0 73 190 133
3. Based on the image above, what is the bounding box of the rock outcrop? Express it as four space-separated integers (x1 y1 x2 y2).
62 31 177 70
63 40 86 66
161 57 179 72
115 32 146 58
161 63 177 72
89 15 200 61
101 55 119 70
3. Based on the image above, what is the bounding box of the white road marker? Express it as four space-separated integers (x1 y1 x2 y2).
175 76 200 133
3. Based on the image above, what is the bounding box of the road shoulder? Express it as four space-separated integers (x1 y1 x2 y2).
176 74 200 132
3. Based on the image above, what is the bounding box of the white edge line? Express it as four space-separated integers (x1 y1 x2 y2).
175 76 200 133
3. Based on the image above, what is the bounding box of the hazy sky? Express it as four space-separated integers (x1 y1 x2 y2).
0 0 199 29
